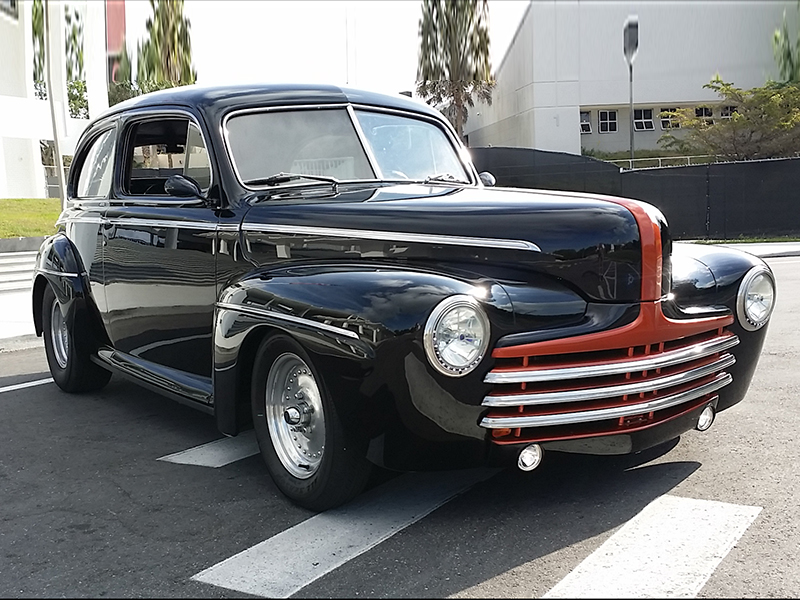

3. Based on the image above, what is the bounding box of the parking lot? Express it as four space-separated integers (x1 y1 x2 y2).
1 255 798 598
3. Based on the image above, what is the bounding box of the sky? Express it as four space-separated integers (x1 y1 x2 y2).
124 0 531 96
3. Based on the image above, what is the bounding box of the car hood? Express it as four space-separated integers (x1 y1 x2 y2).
240 184 645 302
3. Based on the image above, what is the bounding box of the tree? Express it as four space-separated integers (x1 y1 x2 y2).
108 1 197 107
136 0 197 85
774 1 800 83
64 5 88 119
658 76 800 161
64 5 84 83
31 0 46 100
416 0 494 140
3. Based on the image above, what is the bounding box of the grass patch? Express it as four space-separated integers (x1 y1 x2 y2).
0 198 62 238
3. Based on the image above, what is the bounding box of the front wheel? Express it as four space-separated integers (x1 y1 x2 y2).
251 335 371 511
42 285 111 393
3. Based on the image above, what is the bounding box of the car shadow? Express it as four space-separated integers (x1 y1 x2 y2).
297 438 701 598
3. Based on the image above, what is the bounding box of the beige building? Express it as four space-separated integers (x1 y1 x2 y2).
465 0 796 156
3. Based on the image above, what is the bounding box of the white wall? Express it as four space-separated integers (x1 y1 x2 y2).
0 0 107 199
0 2 28 97
465 0 797 154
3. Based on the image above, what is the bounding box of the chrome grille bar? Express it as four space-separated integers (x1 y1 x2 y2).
480 373 732 429
482 353 735 407
484 333 739 384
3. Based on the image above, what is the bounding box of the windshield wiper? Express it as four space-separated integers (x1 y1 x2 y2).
244 172 340 190
424 173 469 184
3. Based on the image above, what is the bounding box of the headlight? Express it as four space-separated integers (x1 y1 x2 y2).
736 266 775 331
423 295 490 377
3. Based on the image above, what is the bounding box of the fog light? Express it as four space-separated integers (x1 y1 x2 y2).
518 444 543 471
696 405 715 432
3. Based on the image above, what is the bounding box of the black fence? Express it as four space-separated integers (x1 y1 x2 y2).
471 147 800 240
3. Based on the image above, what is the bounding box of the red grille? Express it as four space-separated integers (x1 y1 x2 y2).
481 302 736 444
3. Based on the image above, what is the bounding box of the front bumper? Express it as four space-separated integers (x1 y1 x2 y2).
480 301 735 448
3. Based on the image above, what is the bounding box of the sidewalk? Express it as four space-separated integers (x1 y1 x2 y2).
2 241 799 353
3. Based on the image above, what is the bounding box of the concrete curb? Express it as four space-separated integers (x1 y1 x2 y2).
0 237 47 253
0 334 43 353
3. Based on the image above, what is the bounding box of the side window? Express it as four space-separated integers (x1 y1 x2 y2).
76 129 116 198
125 117 212 196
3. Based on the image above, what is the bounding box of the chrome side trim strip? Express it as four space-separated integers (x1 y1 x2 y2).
37 268 82 278
243 223 541 252
58 216 105 226
215 301 360 340
480 373 732 429
105 218 217 231
485 334 739 384
482 353 735 407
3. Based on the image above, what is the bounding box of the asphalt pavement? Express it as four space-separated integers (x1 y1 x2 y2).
0 250 799 597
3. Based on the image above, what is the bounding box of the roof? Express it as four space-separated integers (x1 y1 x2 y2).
100 83 442 122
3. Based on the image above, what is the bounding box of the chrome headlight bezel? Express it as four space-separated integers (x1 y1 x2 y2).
423 294 491 377
736 265 775 331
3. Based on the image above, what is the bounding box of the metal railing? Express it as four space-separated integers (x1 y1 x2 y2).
43 165 71 199
613 155 719 170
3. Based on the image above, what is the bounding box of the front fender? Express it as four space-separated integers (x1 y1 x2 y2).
212 263 514 466
670 242 773 411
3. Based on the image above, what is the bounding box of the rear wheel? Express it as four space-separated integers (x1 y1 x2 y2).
252 335 371 511
42 285 111 393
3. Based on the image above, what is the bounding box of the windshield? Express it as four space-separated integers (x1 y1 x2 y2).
225 107 470 187
354 110 469 183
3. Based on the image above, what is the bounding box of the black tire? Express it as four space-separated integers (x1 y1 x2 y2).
251 335 371 511
42 285 111 393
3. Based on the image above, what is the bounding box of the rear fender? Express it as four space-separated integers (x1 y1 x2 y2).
32 234 108 350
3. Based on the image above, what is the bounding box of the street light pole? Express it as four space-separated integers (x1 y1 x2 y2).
623 16 638 169
44 0 66 210
629 62 634 167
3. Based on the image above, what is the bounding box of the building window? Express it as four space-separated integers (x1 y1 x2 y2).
633 109 655 131
720 106 737 119
660 107 680 130
599 110 617 133
695 106 714 125
580 111 592 134
0 0 18 19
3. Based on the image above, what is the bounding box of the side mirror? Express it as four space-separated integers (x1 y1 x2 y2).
165 174 204 199
479 171 496 187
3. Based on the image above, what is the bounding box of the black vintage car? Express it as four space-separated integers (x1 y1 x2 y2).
33 84 775 510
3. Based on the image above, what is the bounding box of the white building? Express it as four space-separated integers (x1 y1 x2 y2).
0 0 107 199
465 0 797 155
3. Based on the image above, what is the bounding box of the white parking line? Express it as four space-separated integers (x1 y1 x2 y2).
0 377 54 394
192 468 499 598
157 429 260 468
544 494 762 598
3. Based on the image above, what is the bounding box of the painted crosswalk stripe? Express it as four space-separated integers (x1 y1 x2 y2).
157 429 260 468
544 494 762 598
192 468 498 598
0 377 54 394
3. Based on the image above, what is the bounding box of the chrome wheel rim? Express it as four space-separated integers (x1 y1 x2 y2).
265 352 325 479
50 301 69 369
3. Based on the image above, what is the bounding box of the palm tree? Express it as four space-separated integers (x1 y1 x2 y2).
416 0 495 140
773 1 800 83
137 0 197 86
31 0 46 99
